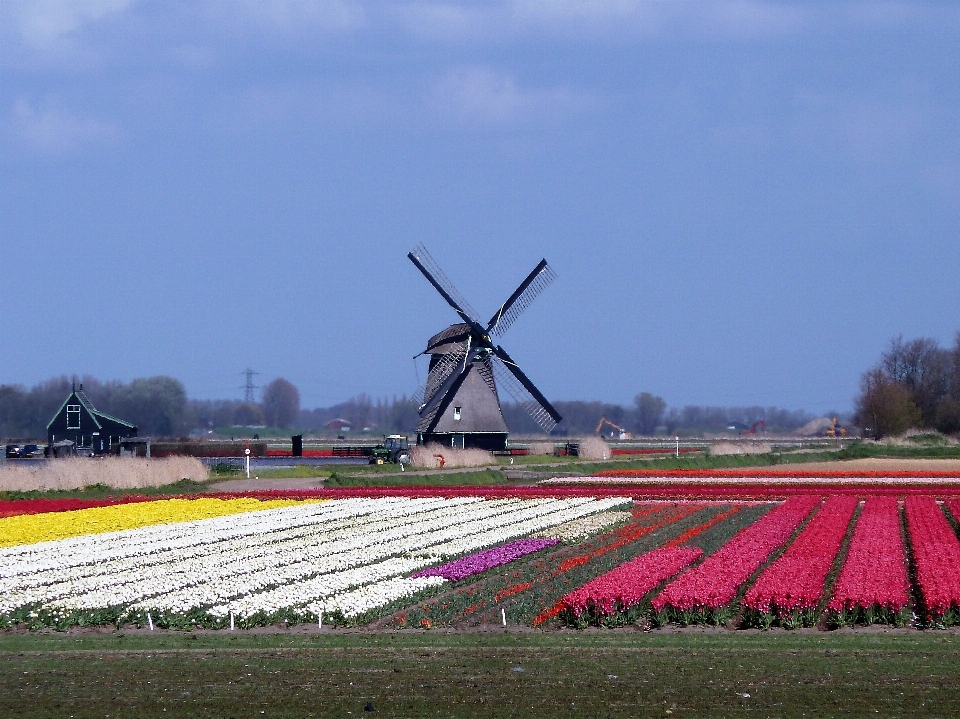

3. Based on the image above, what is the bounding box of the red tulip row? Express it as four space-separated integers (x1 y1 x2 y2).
559 546 702 619
8 481 960 519
0 496 153 518
597 469 960 479
904 497 960 623
651 495 821 616
827 498 909 623
234 485 960 501
742 496 858 618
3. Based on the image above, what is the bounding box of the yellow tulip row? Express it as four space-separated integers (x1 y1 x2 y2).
0 497 320 548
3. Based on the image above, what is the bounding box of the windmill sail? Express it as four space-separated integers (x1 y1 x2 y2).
420 346 468 410
409 244 561 448
409 243 482 326
491 352 560 434
488 259 557 337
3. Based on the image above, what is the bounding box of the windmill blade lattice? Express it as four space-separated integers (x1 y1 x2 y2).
410 243 482 325
419 347 468 409
488 260 557 337
492 355 558 433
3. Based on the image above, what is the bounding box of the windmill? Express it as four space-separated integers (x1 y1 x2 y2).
409 243 562 450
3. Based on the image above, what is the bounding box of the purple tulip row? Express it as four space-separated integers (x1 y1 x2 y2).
411 538 559 582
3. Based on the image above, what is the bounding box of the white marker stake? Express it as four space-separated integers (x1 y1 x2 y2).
501 608 506 626
230 612 235 631
147 612 154 631
319 612 323 629
675 436 680 458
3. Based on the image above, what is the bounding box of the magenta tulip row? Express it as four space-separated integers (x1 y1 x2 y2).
410 538 559 582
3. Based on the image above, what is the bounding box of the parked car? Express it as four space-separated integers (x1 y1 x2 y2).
5 444 22 459
21 444 43 458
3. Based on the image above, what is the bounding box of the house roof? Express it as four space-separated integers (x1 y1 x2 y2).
46 389 137 432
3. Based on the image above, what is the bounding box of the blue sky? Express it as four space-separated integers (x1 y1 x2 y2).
1 1 958 412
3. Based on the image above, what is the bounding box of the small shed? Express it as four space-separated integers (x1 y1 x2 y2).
47 383 138 455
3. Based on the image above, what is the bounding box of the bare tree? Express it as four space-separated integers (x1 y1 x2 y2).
634 392 667 435
262 378 300 428
879 335 950 425
855 368 922 439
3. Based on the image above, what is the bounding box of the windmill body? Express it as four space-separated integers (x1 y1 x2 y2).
409 245 562 451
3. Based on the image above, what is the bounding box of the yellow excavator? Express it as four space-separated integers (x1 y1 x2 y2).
824 418 848 437
596 417 633 440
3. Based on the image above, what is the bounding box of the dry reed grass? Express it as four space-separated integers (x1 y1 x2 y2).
576 437 611 461
526 441 555 456
880 429 958 446
409 444 496 469
0 457 209 492
709 441 773 456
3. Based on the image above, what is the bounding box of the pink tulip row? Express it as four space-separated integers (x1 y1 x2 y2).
827 498 909 617
743 496 858 615
905 497 960 621
560 547 702 618
651 495 821 612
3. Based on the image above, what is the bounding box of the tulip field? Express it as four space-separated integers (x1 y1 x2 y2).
5 484 960 632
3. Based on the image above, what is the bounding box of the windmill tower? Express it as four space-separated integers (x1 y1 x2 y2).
409 244 562 450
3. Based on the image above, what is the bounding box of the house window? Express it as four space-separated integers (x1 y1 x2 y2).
453 407 462 421
66 405 81 429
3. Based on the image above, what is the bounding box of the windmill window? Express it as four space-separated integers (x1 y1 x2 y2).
454 407 462 421
66 405 81 429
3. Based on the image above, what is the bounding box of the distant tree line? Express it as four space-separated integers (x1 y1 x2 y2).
502 395 816 437
292 392 817 437
2 374 821 440
854 333 960 439
0 375 301 440
0 375 191 439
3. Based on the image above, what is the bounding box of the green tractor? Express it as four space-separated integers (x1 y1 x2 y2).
369 435 412 465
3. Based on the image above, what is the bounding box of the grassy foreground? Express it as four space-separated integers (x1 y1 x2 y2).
3 631 958 718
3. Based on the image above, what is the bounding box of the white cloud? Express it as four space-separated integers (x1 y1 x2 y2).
392 1 808 43
425 66 592 127
205 0 365 35
390 1 960 44
8 0 135 49
10 97 119 155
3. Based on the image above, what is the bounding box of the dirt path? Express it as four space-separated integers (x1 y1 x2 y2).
787 457 960 472
205 457 960 492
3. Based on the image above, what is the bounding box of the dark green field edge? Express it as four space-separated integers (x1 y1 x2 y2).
3 632 960 719
0 478 208 502
334 443 960 487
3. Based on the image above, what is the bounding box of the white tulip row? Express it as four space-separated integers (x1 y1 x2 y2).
0 496 629 625
1 496 468 580
531 510 634 541
122 496 596 615
310 576 447 619
207 497 627 619
0 497 479 612
28 497 516 612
